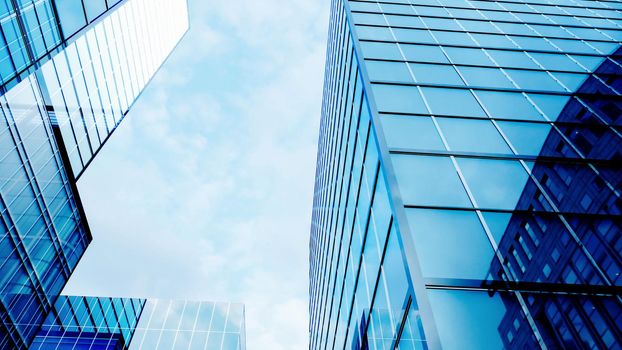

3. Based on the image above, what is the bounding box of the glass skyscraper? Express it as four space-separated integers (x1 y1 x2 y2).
310 0 622 349
30 297 246 350
0 1 246 349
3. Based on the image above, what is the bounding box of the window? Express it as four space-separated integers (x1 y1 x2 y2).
386 14 425 28
444 47 493 66
361 41 403 60
475 90 544 121
351 12 386 26
471 33 516 49
458 19 500 33
392 154 471 207
409 63 463 85
380 114 444 150
393 28 436 44
422 17 461 31
372 83 427 114
505 69 565 92
428 290 525 350
55 0 87 37
84 0 107 22
486 49 540 69
421 87 485 117
437 117 511 154
382 3 415 15
551 72 588 92
433 30 475 46
380 225 409 327
406 208 496 280
512 36 556 51
398 302 426 349
458 158 529 210
356 25 394 41
496 121 551 156
528 94 570 121
570 55 604 72
400 44 448 63
366 60 413 83
457 66 513 88
350 1 381 12
529 52 583 72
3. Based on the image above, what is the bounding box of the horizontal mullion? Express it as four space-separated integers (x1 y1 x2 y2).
364 56 598 74
402 204 622 218
424 279 622 294
388 147 622 165
350 0 622 22
377 111 622 128
370 79 582 96
353 21 622 44
359 38 611 57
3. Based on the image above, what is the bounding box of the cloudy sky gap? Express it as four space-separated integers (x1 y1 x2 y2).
63 1 330 348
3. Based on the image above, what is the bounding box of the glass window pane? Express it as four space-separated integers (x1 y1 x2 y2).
528 94 570 121
380 115 444 150
372 83 427 114
497 121 552 156
400 44 448 63
357 25 394 41
406 208 496 280
421 87 485 117
84 0 107 22
55 0 86 37
387 14 425 28
551 72 588 92
366 60 413 83
428 289 534 350
475 90 544 121
457 66 514 89
437 117 512 154
487 49 540 69
409 63 463 85
458 158 529 210
505 69 565 92
530 52 586 72
397 302 426 350
444 47 494 66
361 41 403 60
394 28 436 43
352 12 386 26
392 154 471 207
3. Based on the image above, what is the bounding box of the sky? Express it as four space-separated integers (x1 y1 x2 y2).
63 0 329 348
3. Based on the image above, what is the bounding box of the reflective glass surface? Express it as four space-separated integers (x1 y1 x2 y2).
312 0 622 348
0 0 189 348
310 4 420 349
30 297 246 350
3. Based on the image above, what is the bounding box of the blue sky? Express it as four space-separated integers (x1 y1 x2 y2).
63 0 329 348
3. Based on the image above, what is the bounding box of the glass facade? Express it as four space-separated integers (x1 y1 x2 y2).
37 0 189 178
311 0 622 349
30 297 246 350
0 0 126 94
0 0 199 349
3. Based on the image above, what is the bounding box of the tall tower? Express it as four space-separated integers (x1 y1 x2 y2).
0 0 191 348
310 0 622 349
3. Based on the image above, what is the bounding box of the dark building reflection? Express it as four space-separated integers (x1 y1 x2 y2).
490 48 622 349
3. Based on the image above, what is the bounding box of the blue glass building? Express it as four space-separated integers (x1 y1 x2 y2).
30 297 246 350
310 0 622 349
0 1 249 349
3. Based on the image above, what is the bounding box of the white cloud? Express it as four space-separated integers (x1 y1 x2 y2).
63 0 329 349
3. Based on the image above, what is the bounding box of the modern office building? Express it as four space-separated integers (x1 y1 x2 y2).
0 1 246 349
30 297 246 350
310 0 622 349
